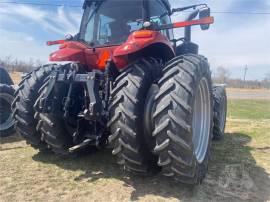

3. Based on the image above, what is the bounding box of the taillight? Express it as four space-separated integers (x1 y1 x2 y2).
133 30 153 38
97 50 111 69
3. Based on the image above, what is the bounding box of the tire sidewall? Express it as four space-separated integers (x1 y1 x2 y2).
213 87 227 140
218 88 227 135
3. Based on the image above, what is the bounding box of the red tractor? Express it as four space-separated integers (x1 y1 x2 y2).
12 0 227 184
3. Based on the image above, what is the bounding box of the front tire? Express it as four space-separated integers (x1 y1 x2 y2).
153 54 213 184
212 86 227 140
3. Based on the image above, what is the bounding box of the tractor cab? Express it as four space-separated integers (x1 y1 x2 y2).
79 0 173 47
48 0 213 70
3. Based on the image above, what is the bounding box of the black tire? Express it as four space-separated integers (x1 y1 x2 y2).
35 64 80 155
12 65 55 150
153 54 213 184
0 84 15 137
108 58 161 174
37 113 73 155
212 86 227 140
0 67 14 85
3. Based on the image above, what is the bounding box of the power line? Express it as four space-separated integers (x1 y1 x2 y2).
211 11 270 15
0 1 270 15
0 1 82 7
175 10 270 16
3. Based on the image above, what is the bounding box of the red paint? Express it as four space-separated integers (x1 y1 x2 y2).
49 41 88 65
49 30 174 70
47 40 65 46
173 16 214 29
49 41 121 70
113 30 174 59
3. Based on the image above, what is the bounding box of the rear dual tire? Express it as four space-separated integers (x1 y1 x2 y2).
108 58 162 174
152 54 213 184
12 65 55 150
36 113 73 155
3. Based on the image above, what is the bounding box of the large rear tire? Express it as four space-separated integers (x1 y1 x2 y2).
35 65 77 155
37 113 73 155
108 58 161 174
153 54 213 184
0 84 15 137
12 65 55 150
212 86 227 140
0 67 14 85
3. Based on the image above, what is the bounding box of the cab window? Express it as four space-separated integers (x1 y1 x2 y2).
148 0 174 40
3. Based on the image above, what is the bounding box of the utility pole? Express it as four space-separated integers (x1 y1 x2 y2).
243 65 248 88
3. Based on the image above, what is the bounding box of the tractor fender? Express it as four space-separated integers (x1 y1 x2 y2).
113 31 175 62
49 41 87 64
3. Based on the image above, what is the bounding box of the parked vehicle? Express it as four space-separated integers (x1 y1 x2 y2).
0 67 15 137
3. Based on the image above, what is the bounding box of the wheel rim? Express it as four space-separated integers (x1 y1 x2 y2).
192 77 211 163
0 93 15 131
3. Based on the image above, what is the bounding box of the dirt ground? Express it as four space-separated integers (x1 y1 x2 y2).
0 74 269 201
227 88 270 100
0 120 269 202
1 100 270 202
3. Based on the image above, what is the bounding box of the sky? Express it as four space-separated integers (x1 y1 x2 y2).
0 0 269 80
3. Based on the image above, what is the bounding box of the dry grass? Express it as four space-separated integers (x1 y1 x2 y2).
226 88 270 100
1 99 270 202
227 88 270 93
9 71 23 85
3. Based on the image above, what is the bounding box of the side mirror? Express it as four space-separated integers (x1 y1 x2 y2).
65 34 73 40
199 7 211 30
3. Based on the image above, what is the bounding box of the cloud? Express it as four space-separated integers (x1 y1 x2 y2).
0 1 269 80
0 4 81 35
170 0 270 80
227 0 270 12
0 28 53 61
0 4 82 62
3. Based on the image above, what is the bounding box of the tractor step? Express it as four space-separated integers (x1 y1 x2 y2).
68 139 92 153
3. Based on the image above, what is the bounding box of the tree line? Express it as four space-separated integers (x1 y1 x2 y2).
0 56 43 73
1 57 269 89
213 66 270 89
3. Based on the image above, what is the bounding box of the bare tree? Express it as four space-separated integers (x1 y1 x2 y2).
265 72 270 81
0 56 45 73
262 72 270 89
215 66 231 84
